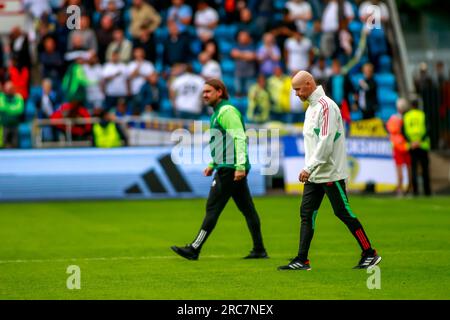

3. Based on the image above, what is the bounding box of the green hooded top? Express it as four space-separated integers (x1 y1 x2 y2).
208 99 250 171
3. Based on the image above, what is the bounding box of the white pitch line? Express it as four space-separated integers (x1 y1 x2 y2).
0 255 226 264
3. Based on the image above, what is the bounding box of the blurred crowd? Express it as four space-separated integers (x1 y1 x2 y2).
0 0 399 148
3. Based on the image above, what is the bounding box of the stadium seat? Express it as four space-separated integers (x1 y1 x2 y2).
214 24 237 41
351 111 363 121
222 74 235 94
348 20 363 35
377 106 397 122
377 89 398 106
18 123 32 149
192 60 202 74
160 98 173 118
154 27 168 43
350 73 364 89
378 55 393 73
218 40 234 57
221 59 235 75
274 0 286 11
25 99 37 121
374 73 396 90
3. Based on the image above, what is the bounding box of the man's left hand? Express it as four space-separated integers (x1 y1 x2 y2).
234 170 246 181
299 170 310 183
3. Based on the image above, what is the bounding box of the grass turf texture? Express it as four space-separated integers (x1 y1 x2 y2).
0 195 449 300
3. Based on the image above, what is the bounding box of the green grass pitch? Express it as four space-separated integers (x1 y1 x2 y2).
0 195 449 300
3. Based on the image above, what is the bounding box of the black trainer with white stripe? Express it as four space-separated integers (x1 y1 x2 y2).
171 245 199 260
278 258 311 271
353 251 382 269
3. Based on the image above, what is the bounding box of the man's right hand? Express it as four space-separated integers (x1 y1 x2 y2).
204 167 214 176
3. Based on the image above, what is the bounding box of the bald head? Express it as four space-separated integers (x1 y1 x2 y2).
292 71 317 101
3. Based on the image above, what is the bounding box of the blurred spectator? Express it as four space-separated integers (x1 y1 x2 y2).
96 14 115 64
285 0 313 34
39 36 65 84
8 56 30 100
200 38 220 62
223 0 245 24
320 0 354 58
167 0 193 34
359 0 389 67
356 63 378 119
66 33 90 58
386 98 412 196
139 72 162 117
169 64 205 119
9 27 31 69
67 15 98 53
127 48 156 114
284 30 312 75
325 59 353 108
414 62 433 94
163 21 192 68
403 98 431 196
269 8 297 53
435 61 447 88
194 0 219 42
133 25 157 63
257 33 281 77
0 81 25 148
24 0 52 19
199 52 222 80
33 79 60 142
0 38 5 83
92 109 127 148
95 0 125 11
62 53 91 103
99 0 125 29
267 65 291 121
105 29 133 63
236 7 261 40
102 50 129 111
247 74 271 124
311 56 332 87
83 53 105 111
34 79 60 119
129 0 161 39
54 11 71 56
247 0 273 35
231 30 257 97
50 99 92 141
359 0 389 27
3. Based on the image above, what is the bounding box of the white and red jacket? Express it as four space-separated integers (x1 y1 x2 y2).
302 85 348 183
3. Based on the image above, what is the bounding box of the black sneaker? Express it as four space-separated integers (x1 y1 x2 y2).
171 245 199 260
278 257 311 271
353 251 382 269
244 249 269 259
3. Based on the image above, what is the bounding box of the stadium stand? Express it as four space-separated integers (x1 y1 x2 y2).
0 0 445 149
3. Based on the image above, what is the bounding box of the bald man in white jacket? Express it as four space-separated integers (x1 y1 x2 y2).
278 71 381 271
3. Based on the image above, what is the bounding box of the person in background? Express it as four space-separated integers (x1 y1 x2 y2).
257 33 281 77
8 56 30 101
356 63 378 119
92 109 127 148
169 64 205 119
167 0 193 34
247 74 271 124
402 98 431 196
83 53 105 112
127 47 156 115
311 56 332 87
194 0 219 42
96 14 115 64
231 30 257 97
102 50 129 111
267 65 292 122
139 72 162 118
284 30 313 76
198 52 222 80
105 28 133 63
50 99 92 141
129 0 161 40
386 98 412 196
33 79 60 142
0 81 24 148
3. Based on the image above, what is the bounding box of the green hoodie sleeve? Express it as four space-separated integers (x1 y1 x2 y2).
217 106 247 171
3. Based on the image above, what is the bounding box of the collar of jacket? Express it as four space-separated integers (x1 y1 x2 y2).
306 85 326 106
